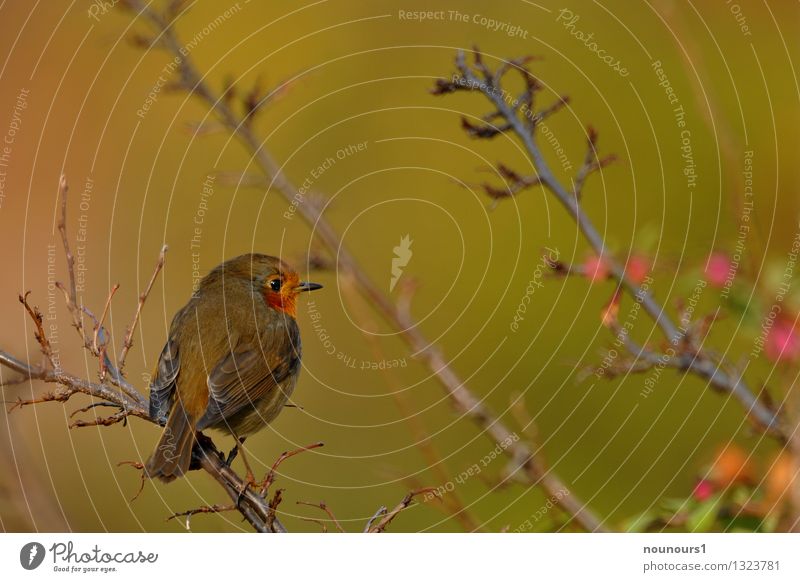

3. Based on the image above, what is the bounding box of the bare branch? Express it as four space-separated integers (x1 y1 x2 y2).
531 95 570 126
296 500 345 533
19 292 55 367
364 506 387 533
480 163 543 205
69 401 124 418
69 409 131 429
6 386 72 411
56 175 84 342
368 488 438 533
258 442 324 496
118 244 168 373
93 284 119 354
167 504 238 529
572 126 617 198
266 488 286 533
117 460 147 502
2 353 145 418
439 47 782 438
461 116 512 139
493 55 541 86
190 434 287 533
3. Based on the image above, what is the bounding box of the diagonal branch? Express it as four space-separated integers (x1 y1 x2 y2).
126 0 606 532
445 48 781 438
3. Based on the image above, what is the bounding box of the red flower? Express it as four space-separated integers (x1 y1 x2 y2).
692 479 714 502
705 253 730 288
765 318 800 363
583 253 610 282
625 255 649 284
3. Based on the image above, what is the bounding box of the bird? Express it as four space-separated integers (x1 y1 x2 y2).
144 253 322 483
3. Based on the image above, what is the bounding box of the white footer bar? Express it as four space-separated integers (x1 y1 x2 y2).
2 533 797 581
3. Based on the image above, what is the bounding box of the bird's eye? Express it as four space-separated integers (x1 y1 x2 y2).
269 278 282 292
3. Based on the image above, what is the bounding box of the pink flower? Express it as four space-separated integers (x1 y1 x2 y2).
583 254 610 282
705 253 730 288
625 255 649 284
765 318 800 363
693 479 714 502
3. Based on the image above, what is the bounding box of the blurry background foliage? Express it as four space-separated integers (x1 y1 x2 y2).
0 0 798 532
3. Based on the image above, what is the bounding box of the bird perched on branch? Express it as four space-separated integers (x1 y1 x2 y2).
145 254 322 483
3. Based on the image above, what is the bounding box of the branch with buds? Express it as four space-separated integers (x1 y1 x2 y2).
433 47 783 441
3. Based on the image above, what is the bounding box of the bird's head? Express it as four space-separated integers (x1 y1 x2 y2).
220 253 323 317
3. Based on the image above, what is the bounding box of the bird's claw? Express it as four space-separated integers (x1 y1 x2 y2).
235 471 257 505
225 446 239 467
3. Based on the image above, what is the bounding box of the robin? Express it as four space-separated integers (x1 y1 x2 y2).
144 253 322 483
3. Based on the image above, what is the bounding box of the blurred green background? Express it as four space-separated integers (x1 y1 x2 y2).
0 0 798 532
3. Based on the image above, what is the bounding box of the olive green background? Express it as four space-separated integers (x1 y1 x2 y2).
0 0 797 532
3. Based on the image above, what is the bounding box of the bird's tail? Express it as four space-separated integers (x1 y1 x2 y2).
145 400 196 483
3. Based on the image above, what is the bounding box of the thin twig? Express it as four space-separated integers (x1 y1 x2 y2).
166 504 238 529
259 441 324 496
69 401 124 418
531 95 570 126
69 409 131 429
118 460 147 502
94 284 120 354
266 488 285 533
52 175 142 402
55 174 84 342
296 500 345 533
117 244 168 373
368 488 438 533
364 506 387 533
19 292 55 367
6 386 72 411
572 126 617 199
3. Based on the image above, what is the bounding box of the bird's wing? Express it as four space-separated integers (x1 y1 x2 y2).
148 338 180 424
197 323 300 431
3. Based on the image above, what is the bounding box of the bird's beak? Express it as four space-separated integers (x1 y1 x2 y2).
295 281 323 293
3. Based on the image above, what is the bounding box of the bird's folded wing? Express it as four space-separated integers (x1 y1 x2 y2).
197 337 298 430
148 339 180 423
